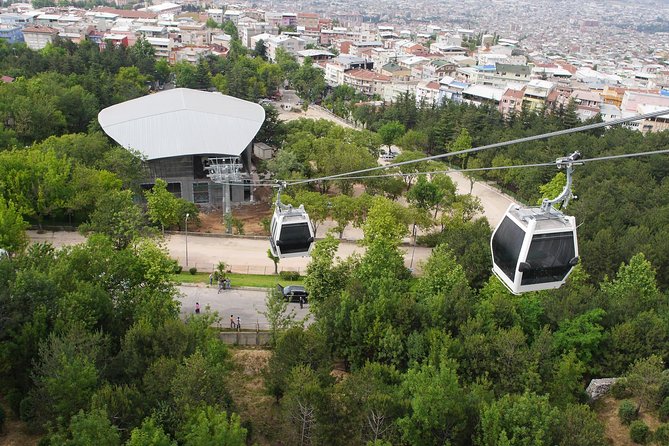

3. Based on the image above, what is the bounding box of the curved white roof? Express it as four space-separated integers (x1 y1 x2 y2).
98 88 265 160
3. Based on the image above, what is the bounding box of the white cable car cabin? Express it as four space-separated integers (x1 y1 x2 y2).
490 152 581 294
269 203 315 259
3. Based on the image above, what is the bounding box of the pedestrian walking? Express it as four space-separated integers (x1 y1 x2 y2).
209 273 213 286
218 279 224 293
230 314 235 329
299 295 304 309
195 302 200 314
236 316 241 330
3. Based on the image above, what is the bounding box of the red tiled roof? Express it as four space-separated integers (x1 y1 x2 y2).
503 88 524 99
426 80 440 90
22 26 58 34
1 75 15 83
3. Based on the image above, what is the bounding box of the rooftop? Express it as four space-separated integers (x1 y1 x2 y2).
98 89 265 161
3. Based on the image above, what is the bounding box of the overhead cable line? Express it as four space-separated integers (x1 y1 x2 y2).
283 108 669 187
271 147 669 185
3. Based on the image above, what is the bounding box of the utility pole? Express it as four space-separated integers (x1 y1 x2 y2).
206 157 243 234
185 212 190 266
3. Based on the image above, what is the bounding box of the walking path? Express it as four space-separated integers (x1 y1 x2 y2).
28 230 433 274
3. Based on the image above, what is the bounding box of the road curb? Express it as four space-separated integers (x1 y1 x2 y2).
178 283 268 292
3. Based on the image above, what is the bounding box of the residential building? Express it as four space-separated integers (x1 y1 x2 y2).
297 12 319 31
173 45 212 64
499 87 525 116
637 105 669 133
147 37 171 60
22 26 58 50
380 62 412 81
383 81 418 103
207 9 223 24
0 24 23 44
296 49 334 64
265 34 306 62
438 76 469 103
461 84 505 106
522 79 556 111
415 80 441 105
343 69 391 96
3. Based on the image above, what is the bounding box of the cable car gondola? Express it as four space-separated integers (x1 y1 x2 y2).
269 185 315 259
491 152 581 294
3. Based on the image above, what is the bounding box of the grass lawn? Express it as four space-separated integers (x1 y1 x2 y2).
173 272 304 288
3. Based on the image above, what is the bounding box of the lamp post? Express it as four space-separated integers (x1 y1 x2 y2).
185 213 190 267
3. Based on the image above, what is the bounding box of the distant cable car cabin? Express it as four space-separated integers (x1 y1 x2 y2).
491 152 582 294
269 185 315 259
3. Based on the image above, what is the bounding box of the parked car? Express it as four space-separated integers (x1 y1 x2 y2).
277 284 309 302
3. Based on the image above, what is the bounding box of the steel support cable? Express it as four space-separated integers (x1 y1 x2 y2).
281 108 669 188
267 148 669 185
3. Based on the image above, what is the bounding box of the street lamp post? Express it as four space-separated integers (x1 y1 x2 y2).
185 213 190 267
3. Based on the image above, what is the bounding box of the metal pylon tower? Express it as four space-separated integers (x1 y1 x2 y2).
206 156 243 234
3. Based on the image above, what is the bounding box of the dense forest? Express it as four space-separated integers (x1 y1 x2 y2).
2 30 669 445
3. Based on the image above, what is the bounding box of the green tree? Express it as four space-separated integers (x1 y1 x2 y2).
127 417 176 446
625 355 665 412
294 190 329 234
267 248 281 275
179 406 247 446
398 361 468 446
291 58 326 108
59 408 121 446
145 179 181 234
282 365 324 446
254 39 267 60
30 327 104 427
551 404 607 446
478 392 559 446
548 351 586 407
0 198 29 255
113 66 148 103
377 121 406 148
262 288 297 346
80 189 146 250
552 308 605 365
330 195 356 238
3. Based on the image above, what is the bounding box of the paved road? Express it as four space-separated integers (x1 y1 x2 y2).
178 285 311 330
28 231 432 274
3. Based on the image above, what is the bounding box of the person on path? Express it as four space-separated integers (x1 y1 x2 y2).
195 302 201 314
230 314 235 329
236 316 241 330
218 279 224 293
299 295 304 309
209 273 213 286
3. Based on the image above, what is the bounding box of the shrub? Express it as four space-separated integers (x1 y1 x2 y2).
611 379 632 399
279 270 300 281
629 420 650 444
660 397 669 422
260 217 271 234
619 399 638 425
189 267 197 275
172 263 183 274
19 396 35 422
660 374 669 400
655 424 669 446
